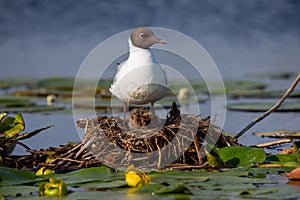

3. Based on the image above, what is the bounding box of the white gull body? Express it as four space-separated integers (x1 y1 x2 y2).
109 38 168 105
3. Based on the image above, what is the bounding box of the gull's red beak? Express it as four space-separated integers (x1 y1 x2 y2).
154 38 167 44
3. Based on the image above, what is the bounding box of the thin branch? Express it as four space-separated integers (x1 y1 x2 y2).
193 136 204 165
255 139 292 148
235 73 300 139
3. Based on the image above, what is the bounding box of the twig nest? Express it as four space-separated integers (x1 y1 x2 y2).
78 102 239 169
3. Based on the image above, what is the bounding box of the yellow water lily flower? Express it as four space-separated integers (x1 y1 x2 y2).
125 164 150 187
35 167 55 176
39 178 68 197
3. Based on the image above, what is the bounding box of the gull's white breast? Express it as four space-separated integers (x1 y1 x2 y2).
110 43 168 104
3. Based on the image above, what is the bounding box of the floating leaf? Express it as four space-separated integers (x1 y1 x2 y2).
218 146 266 167
250 71 298 79
0 185 37 197
204 145 224 167
169 80 266 95
78 180 126 189
266 154 299 164
229 89 300 99
1 105 65 113
227 101 300 112
0 79 37 89
0 97 33 108
1 164 300 199
49 166 116 185
155 184 191 194
0 167 42 185
37 77 75 90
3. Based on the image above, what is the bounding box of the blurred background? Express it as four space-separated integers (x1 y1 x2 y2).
0 0 299 153
0 0 299 79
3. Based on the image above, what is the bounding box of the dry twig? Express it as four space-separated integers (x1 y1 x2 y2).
255 139 293 148
235 73 300 139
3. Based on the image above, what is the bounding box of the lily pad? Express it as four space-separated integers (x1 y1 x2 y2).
1 105 65 113
0 97 33 108
48 166 119 185
224 80 266 91
0 185 38 197
250 71 298 79
229 89 300 99
227 101 300 112
169 80 266 95
0 167 41 185
155 184 191 194
266 154 299 164
0 79 37 89
37 77 75 90
11 89 73 98
1 164 300 199
218 146 266 167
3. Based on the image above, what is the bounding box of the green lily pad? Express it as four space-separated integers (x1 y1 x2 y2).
224 80 266 91
1 105 65 113
78 180 126 189
0 95 65 113
169 80 266 95
37 77 75 90
11 89 73 98
218 146 266 167
266 154 299 164
0 167 42 185
0 97 33 108
229 89 300 99
48 166 118 185
250 71 298 79
0 185 38 197
0 79 37 89
227 101 300 112
1 164 300 199
155 184 191 194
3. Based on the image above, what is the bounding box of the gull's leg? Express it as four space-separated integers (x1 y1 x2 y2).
150 102 155 115
123 102 127 127
123 102 127 121
150 102 157 125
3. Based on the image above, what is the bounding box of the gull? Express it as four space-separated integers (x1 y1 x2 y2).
110 27 168 124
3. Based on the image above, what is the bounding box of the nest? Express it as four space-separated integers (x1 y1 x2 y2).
1 103 239 170
77 102 239 169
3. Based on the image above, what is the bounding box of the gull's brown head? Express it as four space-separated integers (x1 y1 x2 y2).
130 27 166 49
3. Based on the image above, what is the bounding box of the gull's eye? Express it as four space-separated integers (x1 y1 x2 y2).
138 33 144 39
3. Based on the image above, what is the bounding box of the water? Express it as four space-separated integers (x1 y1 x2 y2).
0 0 299 154
0 0 299 78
